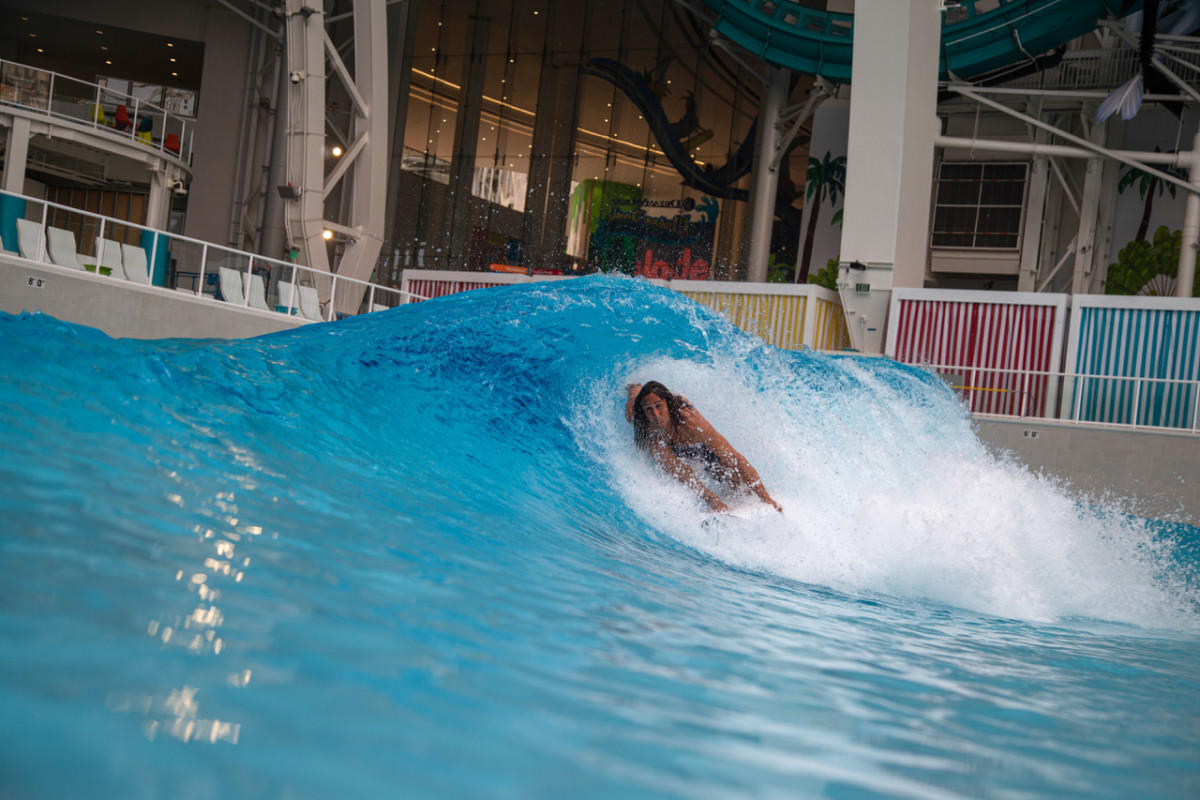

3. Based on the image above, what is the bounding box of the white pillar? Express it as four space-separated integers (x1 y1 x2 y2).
837 0 940 353
2 117 30 194
1178 131 1200 298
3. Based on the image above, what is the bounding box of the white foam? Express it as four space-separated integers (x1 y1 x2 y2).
575 354 1199 630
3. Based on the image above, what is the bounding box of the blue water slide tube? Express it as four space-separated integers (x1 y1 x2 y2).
692 0 1139 82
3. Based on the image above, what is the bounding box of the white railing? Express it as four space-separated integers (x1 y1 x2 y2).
0 58 193 163
922 362 1200 434
2 189 423 322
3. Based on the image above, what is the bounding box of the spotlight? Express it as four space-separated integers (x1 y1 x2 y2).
322 229 333 241
331 145 343 157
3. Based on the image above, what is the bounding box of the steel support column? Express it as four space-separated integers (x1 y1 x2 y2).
745 66 789 283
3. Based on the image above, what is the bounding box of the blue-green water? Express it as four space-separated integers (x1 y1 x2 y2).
1 276 1197 798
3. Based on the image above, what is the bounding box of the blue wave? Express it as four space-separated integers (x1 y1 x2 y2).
1 275 1197 798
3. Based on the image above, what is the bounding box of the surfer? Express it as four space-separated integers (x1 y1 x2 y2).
625 381 782 514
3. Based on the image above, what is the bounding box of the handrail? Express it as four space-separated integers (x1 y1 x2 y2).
918 361 1200 435
1 189 426 321
0 57 193 163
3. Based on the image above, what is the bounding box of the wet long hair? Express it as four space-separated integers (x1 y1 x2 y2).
631 381 687 451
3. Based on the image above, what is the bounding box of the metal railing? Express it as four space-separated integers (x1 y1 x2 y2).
921 362 1200 434
3 189 423 322
0 58 194 162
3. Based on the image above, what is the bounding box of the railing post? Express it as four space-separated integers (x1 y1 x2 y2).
197 243 209 297
93 83 102 129
1193 380 1200 433
1131 375 1141 429
148 227 159 287
290 264 299 313
35 202 47 263
46 71 55 114
328 274 338 321
96 217 106 270
1020 370 1030 418
244 254 253 306
1072 372 1084 423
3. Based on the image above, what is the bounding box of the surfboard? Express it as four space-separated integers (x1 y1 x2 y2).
700 503 778 528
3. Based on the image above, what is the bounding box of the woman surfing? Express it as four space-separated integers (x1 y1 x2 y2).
625 381 782 514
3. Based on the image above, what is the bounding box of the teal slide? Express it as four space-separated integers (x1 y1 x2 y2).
692 0 1136 82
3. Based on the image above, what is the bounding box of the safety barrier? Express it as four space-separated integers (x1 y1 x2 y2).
886 288 1069 417
399 270 851 352
1 189 416 323
0 58 193 162
888 289 1200 433
1065 295 1200 429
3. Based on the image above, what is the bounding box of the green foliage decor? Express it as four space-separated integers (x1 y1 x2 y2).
807 257 839 291
1106 225 1200 298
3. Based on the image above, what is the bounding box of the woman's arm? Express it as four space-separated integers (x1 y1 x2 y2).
679 408 782 512
624 383 642 422
648 439 730 512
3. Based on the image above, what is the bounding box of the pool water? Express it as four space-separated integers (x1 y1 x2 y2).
1 275 1197 798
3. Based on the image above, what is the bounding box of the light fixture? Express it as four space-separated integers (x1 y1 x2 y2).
322 229 333 240
331 145 343 157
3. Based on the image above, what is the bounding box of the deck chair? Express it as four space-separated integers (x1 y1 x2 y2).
297 285 324 321
247 273 272 312
218 267 245 305
276 280 300 314
120 243 150 284
97 239 123 278
16 219 44 260
114 105 132 132
45 227 83 270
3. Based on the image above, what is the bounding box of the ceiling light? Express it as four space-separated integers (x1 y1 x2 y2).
331 145 343 157
322 229 333 240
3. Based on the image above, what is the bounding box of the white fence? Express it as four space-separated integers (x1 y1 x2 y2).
1 58 194 162
2 189 417 322
399 269 851 351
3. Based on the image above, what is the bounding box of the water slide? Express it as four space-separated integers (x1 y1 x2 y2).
692 0 1139 82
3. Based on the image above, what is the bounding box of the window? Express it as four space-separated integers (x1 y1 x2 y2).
931 162 1026 249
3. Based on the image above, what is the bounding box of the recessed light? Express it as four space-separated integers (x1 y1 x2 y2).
106 60 112 65
170 57 176 62
171 72 178 77
96 29 103 34
167 42 174 47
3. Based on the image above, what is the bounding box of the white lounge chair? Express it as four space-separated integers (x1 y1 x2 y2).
46 227 83 270
16 219 44 261
297 285 324 321
247 273 272 312
276 280 300 314
218 267 245 305
97 238 123 278
120 243 150 284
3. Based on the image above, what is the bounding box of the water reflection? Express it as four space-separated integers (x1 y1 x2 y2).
107 493 262 745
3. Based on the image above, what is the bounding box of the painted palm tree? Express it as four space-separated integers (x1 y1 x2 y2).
797 151 846 283
1118 148 1186 242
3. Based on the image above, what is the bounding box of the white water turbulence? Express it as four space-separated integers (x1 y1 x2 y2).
574 322 1198 630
